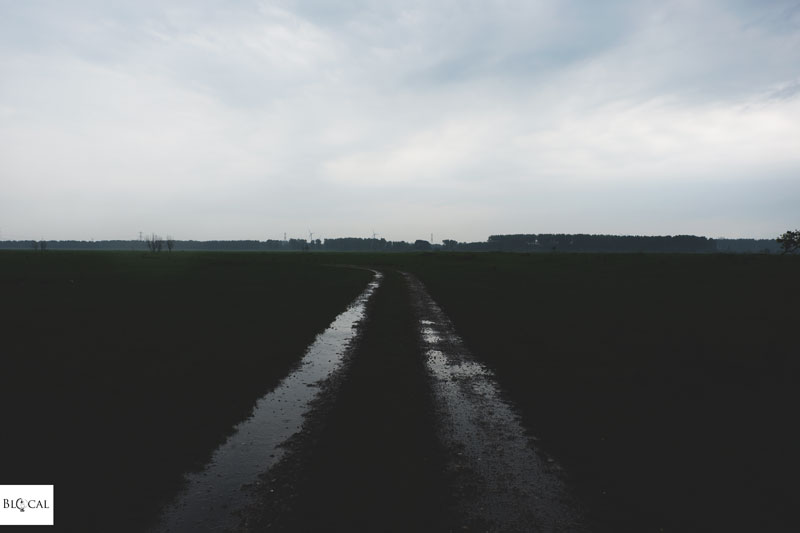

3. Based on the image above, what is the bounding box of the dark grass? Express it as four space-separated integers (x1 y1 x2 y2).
386 252 800 532
3 250 799 531
0 251 371 531
251 251 800 530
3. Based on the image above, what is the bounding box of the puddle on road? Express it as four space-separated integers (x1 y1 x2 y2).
152 272 381 532
406 273 586 532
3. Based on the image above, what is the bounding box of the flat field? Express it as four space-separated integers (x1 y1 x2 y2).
2 251 798 531
0 251 371 530
393 252 800 531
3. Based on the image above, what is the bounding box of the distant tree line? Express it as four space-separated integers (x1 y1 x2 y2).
483 234 717 253
0 234 785 253
716 238 781 254
322 238 432 252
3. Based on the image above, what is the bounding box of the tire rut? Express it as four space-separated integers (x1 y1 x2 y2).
239 270 451 532
151 271 381 532
404 271 587 532
237 269 586 531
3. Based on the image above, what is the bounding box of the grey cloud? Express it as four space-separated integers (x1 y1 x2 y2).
766 79 800 100
1 1 799 241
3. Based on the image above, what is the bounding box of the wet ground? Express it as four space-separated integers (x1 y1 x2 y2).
155 269 585 532
406 272 586 532
151 272 382 531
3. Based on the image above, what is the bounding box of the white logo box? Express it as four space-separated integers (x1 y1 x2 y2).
0 485 54 526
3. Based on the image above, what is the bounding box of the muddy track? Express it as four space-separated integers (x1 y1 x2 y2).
405 272 586 532
239 269 451 531
156 269 586 531
151 271 382 532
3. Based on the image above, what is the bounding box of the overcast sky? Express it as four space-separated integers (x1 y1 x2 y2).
1 1 799 242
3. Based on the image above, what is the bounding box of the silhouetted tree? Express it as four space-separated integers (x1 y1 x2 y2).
165 235 175 252
776 230 800 254
145 233 163 253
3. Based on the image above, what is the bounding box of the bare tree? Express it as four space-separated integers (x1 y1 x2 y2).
39 240 47 252
145 233 164 253
165 235 175 252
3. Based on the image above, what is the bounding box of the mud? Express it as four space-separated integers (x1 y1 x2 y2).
238 269 451 532
151 271 381 532
159 269 587 532
404 272 587 532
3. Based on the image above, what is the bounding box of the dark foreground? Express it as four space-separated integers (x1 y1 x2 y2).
242 270 453 531
2 251 798 531
399 252 800 532
0 252 371 530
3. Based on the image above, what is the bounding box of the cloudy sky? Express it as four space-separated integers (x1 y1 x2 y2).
1 1 799 242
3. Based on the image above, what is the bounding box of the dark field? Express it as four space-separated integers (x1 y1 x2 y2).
2 250 798 531
394 252 800 531
0 251 371 530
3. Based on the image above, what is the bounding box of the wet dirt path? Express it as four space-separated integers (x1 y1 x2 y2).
151 271 381 532
157 269 585 531
405 272 587 532
239 269 451 532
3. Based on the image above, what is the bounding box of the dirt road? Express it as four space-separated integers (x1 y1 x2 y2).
406 272 585 532
157 269 586 531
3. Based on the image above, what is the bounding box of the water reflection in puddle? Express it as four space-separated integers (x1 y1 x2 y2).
405 273 585 532
152 272 381 532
